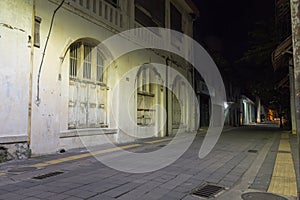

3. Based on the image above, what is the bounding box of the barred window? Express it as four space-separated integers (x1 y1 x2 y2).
83 45 92 79
68 41 108 129
97 50 104 82
170 3 182 33
69 43 80 78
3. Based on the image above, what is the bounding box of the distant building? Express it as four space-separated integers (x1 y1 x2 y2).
271 0 295 132
0 0 199 157
240 96 256 125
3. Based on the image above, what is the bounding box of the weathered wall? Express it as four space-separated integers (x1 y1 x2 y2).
0 0 196 156
29 0 196 155
31 0 122 154
0 0 33 143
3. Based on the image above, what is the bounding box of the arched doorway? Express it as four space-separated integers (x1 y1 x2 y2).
67 38 108 129
136 64 163 135
172 76 188 131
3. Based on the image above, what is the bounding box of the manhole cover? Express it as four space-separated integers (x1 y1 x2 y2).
8 167 37 173
242 192 288 200
33 171 64 180
191 184 224 198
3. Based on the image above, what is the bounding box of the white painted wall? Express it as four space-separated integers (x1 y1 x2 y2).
0 0 33 143
0 0 197 155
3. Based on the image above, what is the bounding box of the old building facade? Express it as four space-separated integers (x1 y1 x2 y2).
0 0 199 156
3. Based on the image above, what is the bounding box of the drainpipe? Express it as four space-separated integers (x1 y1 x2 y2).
35 0 65 105
165 57 170 137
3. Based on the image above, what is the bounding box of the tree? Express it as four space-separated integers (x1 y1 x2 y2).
238 18 288 112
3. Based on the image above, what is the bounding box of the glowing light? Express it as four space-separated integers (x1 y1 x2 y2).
224 102 229 109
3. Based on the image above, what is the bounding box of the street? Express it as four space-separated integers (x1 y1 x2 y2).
0 124 298 200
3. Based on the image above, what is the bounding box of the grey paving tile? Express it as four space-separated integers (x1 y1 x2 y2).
14 187 45 196
160 174 192 190
88 194 116 200
63 188 98 199
33 191 56 199
23 197 42 200
117 181 161 200
45 193 71 200
102 182 140 198
0 192 24 200
180 194 200 200
63 197 83 200
142 187 171 200
0 190 6 196
159 190 187 200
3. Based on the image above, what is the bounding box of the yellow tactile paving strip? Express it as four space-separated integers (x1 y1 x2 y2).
31 138 173 168
32 144 141 168
144 138 172 144
268 133 297 197
0 138 173 176
278 139 291 152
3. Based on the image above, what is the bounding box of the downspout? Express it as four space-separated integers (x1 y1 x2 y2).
165 57 170 137
191 14 199 131
35 0 65 105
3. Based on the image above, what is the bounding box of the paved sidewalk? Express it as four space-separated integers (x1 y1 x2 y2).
0 125 297 200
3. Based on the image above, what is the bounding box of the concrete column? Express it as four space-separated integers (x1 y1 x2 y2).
289 61 297 134
127 0 135 29
256 96 261 123
145 68 150 92
290 6 300 196
197 94 201 129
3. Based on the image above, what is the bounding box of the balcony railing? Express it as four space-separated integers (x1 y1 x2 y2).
133 22 193 63
133 22 163 48
68 0 126 31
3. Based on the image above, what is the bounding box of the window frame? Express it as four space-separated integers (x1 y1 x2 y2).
68 41 108 129
34 16 42 48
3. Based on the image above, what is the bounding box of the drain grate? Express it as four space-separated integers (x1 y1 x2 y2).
32 171 64 180
192 184 224 198
157 145 166 148
248 150 258 153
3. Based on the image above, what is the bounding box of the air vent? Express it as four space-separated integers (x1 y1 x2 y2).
248 150 258 153
191 184 224 198
33 171 64 180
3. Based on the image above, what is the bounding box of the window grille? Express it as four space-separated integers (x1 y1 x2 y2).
68 41 108 129
83 45 92 79
70 43 80 78
97 50 104 82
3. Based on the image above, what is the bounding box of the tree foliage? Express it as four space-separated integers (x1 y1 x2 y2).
238 18 285 109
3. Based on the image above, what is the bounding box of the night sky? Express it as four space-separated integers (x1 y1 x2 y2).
192 0 276 99
193 0 275 61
